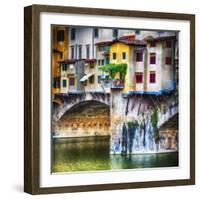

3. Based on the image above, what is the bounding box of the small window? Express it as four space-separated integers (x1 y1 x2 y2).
150 53 156 64
94 28 99 38
113 29 118 38
62 64 67 71
78 45 82 59
62 79 67 87
113 52 117 60
102 59 105 65
98 60 101 66
53 78 57 88
71 46 75 59
57 30 64 42
122 52 126 60
135 30 140 35
54 79 60 88
165 57 172 65
89 75 95 84
136 51 143 62
150 41 156 47
149 71 156 83
86 45 90 59
99 46 105 52
166 40 172 48
135 72 143 83
98 75 101 83
106 57 110 64
69 77 75 86
71 28 76 40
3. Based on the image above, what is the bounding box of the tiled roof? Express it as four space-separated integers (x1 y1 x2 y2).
155 35 176 41
117 39 147 46
95 40 113 46
58 58 97 64
144 35 176 41
58 59 77 64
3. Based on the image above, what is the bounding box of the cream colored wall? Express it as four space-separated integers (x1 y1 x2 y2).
146 42 162 92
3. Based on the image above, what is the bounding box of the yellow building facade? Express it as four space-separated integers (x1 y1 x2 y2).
52 26 69 95
109 42 135 93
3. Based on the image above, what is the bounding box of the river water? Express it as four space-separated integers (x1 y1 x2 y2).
52 136 178 173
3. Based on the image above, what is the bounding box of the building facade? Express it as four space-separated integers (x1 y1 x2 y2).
52 26 177 97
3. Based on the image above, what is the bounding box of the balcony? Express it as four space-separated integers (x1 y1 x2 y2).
111 79 125 89
66 64 75 75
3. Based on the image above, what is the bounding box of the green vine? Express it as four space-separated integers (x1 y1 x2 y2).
99 63 127 80
127 120 139 129
150 108 159 145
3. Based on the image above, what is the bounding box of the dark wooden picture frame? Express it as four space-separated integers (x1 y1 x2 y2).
24 4 195 194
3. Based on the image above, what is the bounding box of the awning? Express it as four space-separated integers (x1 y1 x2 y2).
80 73 94 82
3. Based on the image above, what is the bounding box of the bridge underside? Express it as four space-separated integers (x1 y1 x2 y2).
160 113 178 131
53 100 110 138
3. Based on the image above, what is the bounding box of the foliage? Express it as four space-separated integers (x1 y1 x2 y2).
99 63 127 80
150 108 160 144
150 108 158 128
127 120 139 129
100 77 112 81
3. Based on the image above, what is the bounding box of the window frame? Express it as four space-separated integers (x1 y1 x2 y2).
135 72 143 83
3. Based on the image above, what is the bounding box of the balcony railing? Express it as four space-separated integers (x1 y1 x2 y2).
111 79 125 89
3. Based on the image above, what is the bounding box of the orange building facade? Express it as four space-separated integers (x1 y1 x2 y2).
52 26 69 95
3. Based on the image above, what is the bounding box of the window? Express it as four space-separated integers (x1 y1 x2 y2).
113 29 118 38
122 52 126 60
101 59 105 65
150 41 156 47
165 57 172 65
113 52 117 60
53 78 57 88
53 78 60 88
166 40 172 48
94 28 99 38
136 51 143 62
98 60 101 66
99 46 105 52
78 45 82 59
69 77 75 86
57 30 64 42
71 46 75 59
86 45 90 59
135 72 143 83
62 64 67 71
150 53 156 64
98 75 101 83
89 75 95 84
149 71 156 83
62 79 67 87
135 30 140 35
106 57 110 64
71 28 76 40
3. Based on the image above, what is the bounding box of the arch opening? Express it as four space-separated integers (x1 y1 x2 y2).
54 100 110 138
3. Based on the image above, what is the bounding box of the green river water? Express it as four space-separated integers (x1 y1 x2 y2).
52 136 178 173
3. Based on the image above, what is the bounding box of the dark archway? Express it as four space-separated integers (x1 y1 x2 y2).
56 100 110 137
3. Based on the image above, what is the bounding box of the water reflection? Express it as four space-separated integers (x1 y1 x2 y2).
52 137 178 172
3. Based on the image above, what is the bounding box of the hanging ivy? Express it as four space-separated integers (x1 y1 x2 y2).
150 108 160 145
99 63 127 80
127 120 139 129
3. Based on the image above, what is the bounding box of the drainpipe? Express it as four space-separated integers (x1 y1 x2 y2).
173 39 176 90
92 28 94 59
75 44 78 60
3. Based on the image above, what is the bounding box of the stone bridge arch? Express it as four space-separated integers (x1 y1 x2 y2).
52 92 110 122
53 99 110 138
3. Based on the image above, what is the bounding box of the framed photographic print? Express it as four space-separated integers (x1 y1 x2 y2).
24 4 195 194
